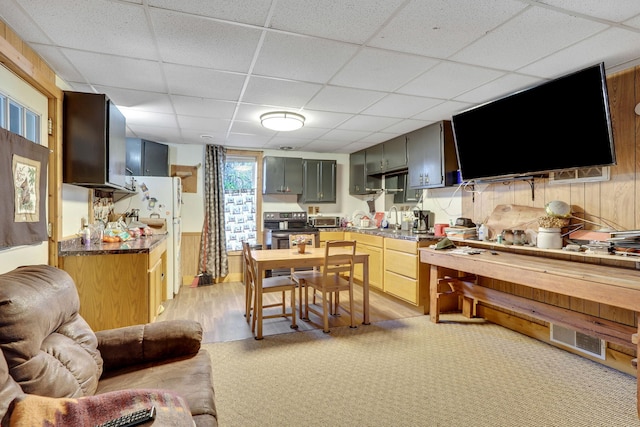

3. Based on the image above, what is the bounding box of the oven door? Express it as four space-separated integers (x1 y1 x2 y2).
270 232 292 250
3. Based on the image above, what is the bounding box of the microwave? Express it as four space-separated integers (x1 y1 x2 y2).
309 216 340 228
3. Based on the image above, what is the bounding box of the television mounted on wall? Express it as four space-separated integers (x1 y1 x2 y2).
451 62 616 182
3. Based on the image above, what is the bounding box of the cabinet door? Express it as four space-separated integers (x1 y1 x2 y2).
349 150 366 194
143 140 169 176
263 156 284 193
407 123 442 188
383 135 407 172
301 160 336 203
319 160 336 202
264 157 303 194
283 157 303 194
365 144 383 175
126 138 142 176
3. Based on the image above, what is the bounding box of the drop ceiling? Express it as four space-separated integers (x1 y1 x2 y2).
2 0 640 154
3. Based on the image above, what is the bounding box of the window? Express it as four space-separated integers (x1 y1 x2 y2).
223 152 262 251
1 92 41 143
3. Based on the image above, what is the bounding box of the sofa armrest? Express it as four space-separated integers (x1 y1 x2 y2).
95 320 202 373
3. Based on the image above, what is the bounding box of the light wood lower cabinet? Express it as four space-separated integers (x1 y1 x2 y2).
59 239 167 331
319 231 345 248
383 238 431 307
345 232 383 291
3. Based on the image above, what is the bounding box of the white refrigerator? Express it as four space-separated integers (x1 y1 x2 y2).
116 176 183 298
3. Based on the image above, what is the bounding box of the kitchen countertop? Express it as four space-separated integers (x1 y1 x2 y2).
321 227 438 242
58 234 167 256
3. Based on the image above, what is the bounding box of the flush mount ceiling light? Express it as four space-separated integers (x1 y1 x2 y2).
260 111 305 131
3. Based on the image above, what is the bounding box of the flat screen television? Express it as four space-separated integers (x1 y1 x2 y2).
451 63 616 182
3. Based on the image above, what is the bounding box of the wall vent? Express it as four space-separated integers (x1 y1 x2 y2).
550 324 606 360
549 166 609 185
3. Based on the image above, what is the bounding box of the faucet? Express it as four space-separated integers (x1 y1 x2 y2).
388 205 400 230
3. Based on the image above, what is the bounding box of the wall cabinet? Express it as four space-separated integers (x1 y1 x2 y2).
406 121 458 189
386 172 421 204
366 136 407 175
59 239 167 331
263 156 303 194
349 149 381 194
126 137 169 176
300 159 336 203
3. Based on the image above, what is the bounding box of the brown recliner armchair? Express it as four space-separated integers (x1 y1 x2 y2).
0 265 216 426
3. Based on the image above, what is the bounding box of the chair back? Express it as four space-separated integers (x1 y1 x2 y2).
241 241 256 287
288 233 316 247
322 240 356 279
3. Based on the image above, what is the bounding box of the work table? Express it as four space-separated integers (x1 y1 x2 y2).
58 234 167 256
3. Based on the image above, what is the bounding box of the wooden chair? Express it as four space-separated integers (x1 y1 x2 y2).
288 234 318 318
302 240 357 333
242 242 298 338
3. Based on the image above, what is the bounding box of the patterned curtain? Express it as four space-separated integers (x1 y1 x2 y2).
198 144 228 280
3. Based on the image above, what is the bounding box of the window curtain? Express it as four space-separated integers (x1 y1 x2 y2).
198 144 228 280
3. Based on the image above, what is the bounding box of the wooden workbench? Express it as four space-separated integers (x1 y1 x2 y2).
419 246 640 417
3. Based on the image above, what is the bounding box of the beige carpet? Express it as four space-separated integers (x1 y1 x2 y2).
204 315 639 427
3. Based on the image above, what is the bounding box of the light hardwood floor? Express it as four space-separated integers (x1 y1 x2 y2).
157 280 424 343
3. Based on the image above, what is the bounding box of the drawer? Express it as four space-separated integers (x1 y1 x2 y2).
384 271 418 304
354 233 383 247
384 249 417 279
320 231 345 242
384 238 417 254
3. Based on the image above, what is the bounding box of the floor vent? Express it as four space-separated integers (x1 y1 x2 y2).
550 324 606 360
549 166 609 184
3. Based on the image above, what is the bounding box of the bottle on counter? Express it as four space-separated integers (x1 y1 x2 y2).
81 225 91 248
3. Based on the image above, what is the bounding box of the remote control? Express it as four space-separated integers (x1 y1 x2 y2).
95 406 156 427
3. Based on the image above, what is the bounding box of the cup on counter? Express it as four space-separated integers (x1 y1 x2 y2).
434 223 447 237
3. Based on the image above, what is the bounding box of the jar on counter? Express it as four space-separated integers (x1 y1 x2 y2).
537 227 563 249
512 229 526 245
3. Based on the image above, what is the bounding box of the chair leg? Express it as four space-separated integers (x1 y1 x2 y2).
348 284 356 329
321 289 330 333
251 287 258 333
289 288 298 329
304 283 310 322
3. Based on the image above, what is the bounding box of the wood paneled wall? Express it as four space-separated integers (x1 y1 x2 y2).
460 66 640 363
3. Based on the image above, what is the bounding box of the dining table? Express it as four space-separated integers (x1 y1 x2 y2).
249 246 371 340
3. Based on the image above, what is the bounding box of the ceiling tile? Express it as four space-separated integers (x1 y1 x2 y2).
62 50 166 92
151 8 262 72
537 0 640 22
163 64 246 100
414 100 475 121
337 114 402 132
453 73 543 104
93 86 174 114
270 0 405 43
171 95 237 118
253 32 358 83
451 6 608 70
369 0 527 57
398 62 504 99
122 109 177 128
361 93 442 118
242 76 322 107
177 115 230 133
518 27 640 78
20 0 157 60
331 47 440 91
148 0 272 26
305 86 386 114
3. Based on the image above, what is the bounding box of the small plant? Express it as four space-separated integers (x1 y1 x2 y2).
292 235 309 245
